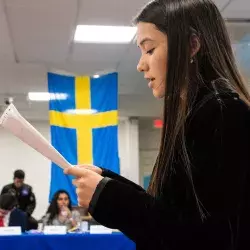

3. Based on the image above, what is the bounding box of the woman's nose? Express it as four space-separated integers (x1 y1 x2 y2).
137 58 148 72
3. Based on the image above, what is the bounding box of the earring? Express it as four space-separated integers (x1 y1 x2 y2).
190 58 194 64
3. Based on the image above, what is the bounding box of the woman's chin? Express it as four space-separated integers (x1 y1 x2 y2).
152 89 165 99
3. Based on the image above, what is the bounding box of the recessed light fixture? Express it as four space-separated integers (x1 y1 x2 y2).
74 25 137 44
28 92 68 101
65 109 97 115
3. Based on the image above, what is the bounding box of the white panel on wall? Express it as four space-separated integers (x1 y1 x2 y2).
139 118 161 186
118 118 140 184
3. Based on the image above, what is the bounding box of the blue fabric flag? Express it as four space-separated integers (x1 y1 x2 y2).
48 72 119 205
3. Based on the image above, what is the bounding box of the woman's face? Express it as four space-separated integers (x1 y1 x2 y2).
57 193 69 208
137 22 168 99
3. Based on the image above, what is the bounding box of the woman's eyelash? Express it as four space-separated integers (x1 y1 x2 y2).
146 48 155 55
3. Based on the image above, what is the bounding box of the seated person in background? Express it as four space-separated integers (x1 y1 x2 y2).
1 169 38 230
0 193 27 232
42 190 81 230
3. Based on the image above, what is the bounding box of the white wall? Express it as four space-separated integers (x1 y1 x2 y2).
0 121 50 219
0 119 140 219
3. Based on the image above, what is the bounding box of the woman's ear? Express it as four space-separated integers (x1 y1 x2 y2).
190 34 201 58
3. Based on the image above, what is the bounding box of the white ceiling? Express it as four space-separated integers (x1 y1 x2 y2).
0 0 249 120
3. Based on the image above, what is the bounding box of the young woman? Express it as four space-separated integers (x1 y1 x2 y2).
42 190 81 230
65 0 250 249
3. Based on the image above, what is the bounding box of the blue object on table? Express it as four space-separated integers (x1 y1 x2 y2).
0 233 135 250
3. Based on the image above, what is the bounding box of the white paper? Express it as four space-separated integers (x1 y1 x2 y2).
0 226 21 235
90 225 112 234
0 104 72 169
80 221 89 232
43 226 67 235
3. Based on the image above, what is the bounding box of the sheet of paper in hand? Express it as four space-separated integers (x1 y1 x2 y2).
0 103 72 170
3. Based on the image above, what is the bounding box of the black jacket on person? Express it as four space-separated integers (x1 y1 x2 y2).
1 183 36 216
88 88 250 250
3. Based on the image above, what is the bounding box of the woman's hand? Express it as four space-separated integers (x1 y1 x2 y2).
64 166 104 208
58 206 71 222
61 206 71 218
76 164 103 175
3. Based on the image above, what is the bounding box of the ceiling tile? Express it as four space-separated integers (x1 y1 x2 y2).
5 0 78 63
0 0 15 62
71 43 128 63
213 0 231 10
47 62 117 76
78 0 149 26
223 0 250 18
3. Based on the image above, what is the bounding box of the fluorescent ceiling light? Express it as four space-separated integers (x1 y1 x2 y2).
65 109 97 115
93 74 100 78
28 92 68 101
74 25 137 44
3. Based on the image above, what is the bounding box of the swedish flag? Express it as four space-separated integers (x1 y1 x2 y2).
48 72 119 205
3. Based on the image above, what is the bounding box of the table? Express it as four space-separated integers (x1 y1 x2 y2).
0 233 136 250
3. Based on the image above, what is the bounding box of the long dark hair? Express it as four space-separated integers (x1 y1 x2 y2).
46 190 72 223
135 0 250 218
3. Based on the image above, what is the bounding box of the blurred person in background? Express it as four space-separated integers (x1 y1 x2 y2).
0 193 27 232
1 169 38 230
42 190 81 230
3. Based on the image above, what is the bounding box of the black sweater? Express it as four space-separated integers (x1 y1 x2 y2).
89 90 250 250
